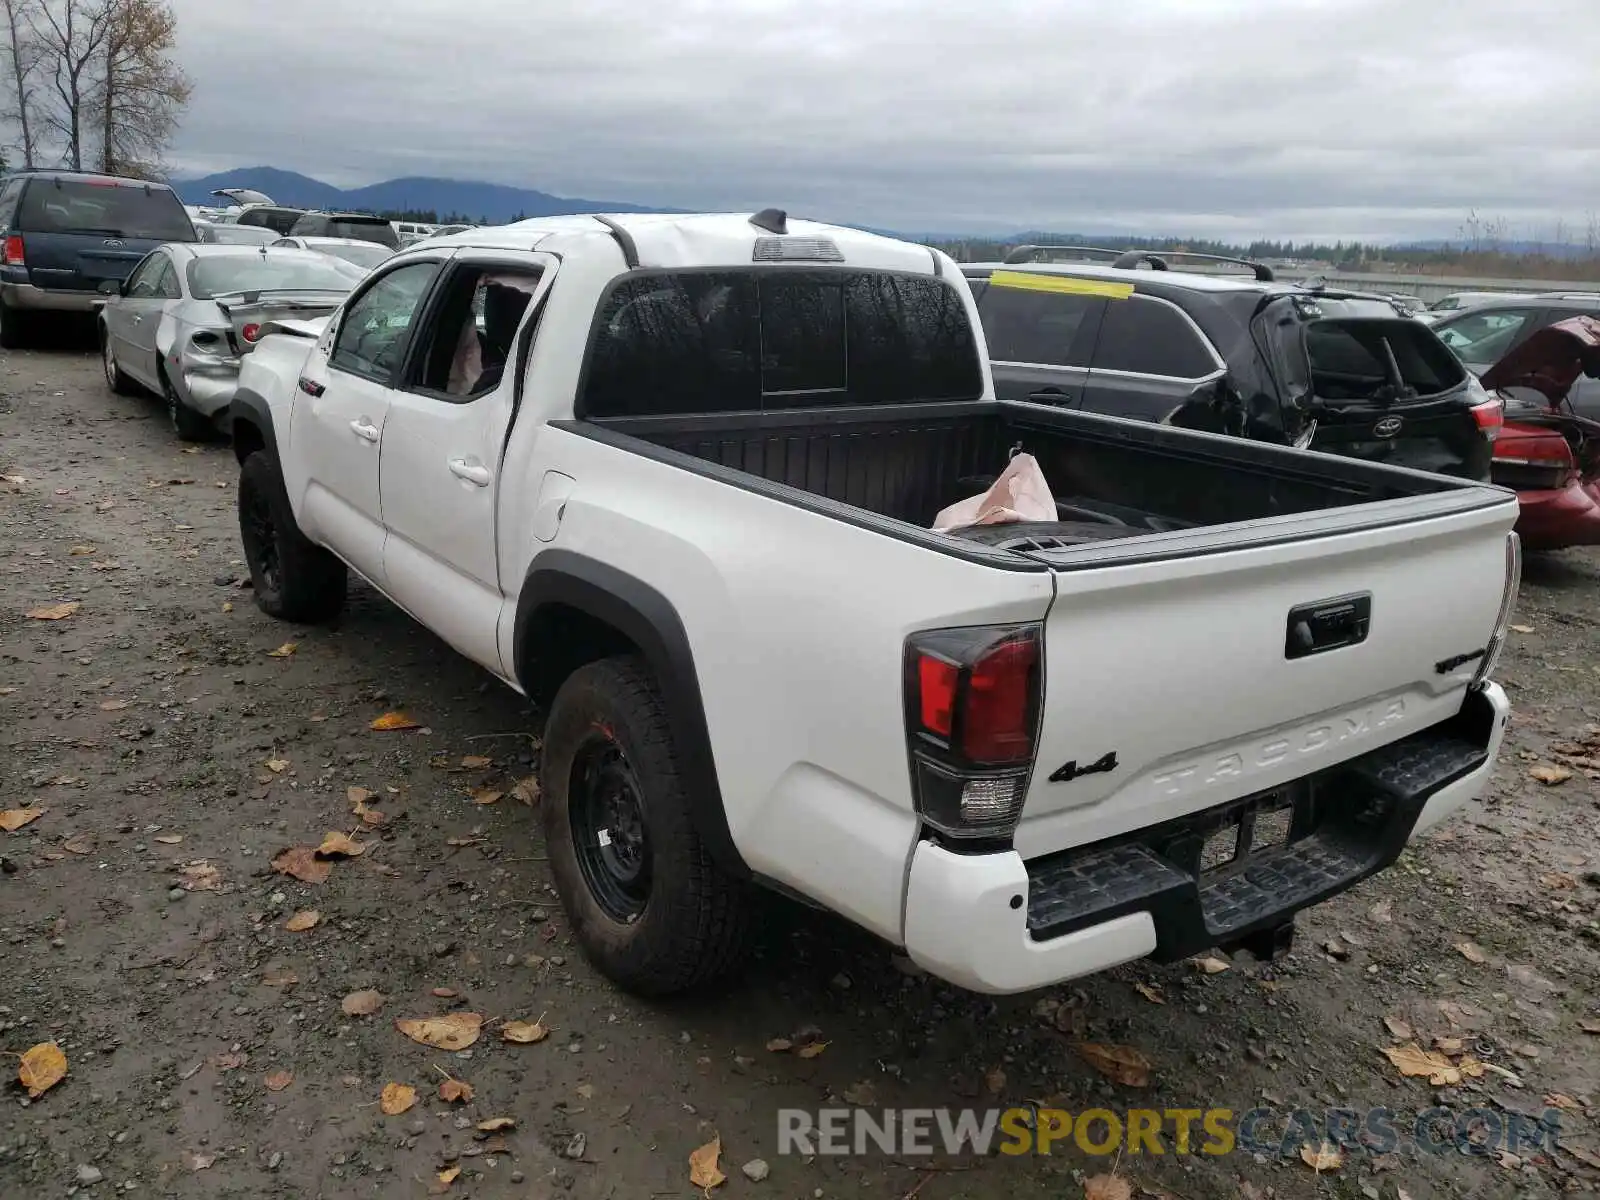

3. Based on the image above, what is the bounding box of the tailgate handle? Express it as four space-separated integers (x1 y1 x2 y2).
1285 592 1372 659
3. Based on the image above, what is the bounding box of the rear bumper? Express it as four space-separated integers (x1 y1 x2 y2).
903 683 1508 994
1512 481 1600 550
1 281 101 314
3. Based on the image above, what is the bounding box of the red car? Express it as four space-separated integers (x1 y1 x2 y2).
1484 316 1600 550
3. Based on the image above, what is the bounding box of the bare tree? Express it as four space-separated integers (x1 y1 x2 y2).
1 0 41 168
94 0 186 178
31 0 116 170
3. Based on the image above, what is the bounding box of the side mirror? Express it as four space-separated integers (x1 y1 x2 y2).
97 279 122 297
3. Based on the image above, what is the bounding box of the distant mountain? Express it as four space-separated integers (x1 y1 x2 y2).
172 167 684 223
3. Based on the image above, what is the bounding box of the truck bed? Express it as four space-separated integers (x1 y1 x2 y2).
578 399 1497 563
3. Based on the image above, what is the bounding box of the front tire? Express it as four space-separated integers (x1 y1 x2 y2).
237 449 347 623
163 373 212 441
543 656 753 996
101 329 137 395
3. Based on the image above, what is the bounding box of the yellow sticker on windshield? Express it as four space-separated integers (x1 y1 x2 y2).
988 271 1134 300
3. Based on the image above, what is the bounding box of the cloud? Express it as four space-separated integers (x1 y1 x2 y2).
167 0 1599 240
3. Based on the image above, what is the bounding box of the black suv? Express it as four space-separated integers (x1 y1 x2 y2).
286 211 400 249
0 169 197 347
963 247 1502 480
1431 293 1600 421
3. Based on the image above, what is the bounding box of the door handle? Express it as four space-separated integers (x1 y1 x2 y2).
349 418 379 442
448 457 492 487
1028 388 1067 404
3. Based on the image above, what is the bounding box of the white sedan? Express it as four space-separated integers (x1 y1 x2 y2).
271 236 395 273
98 244 366 440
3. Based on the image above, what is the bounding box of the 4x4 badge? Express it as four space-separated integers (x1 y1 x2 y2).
1050 751 1118 784
1374 416 1403 438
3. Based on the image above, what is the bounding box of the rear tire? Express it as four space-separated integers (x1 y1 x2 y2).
543 656 754 996
101 328 137 395
163 373 212 442
237 449 347 623
0 294 27 350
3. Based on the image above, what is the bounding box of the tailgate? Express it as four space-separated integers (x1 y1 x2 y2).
215 293 342 354
1014 496 1518 859
25 234 151 291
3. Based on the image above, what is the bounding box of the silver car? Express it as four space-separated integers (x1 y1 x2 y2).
97 243 365 440
270 235 394 273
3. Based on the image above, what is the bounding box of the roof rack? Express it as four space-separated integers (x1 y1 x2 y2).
1002 244 1140 266
1124 250 1275 283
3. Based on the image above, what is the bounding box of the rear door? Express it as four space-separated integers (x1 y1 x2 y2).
1080 293 1226 421
975 271 1106 407
14 180 194 293
284 256 448 586
1018 497 1518 862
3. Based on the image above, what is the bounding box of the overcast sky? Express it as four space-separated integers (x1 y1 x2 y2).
162 0 1597 242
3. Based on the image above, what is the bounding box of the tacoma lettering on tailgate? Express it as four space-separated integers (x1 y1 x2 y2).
1150 699 1407 799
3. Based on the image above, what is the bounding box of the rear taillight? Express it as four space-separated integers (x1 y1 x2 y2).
1471 397 1504 442
241 323 262 343
1473 532 1521 689
905 624 1042 839
2 234 24 267
1494 428 1575 490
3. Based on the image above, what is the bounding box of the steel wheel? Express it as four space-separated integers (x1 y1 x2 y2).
569 736 652 922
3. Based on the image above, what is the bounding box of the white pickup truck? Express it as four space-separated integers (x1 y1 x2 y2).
228 210 1521 997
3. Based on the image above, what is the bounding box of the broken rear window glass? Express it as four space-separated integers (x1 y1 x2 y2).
1303 319 1466 402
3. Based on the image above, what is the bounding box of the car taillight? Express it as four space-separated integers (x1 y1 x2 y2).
1494 428 1575 490
1471 399 1504 441
905 624 1042 839
2 234 23 267
241 323 262 343
1473 532 1521 689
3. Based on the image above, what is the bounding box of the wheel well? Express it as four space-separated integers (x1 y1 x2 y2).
518 602 638 709
233 418 266 465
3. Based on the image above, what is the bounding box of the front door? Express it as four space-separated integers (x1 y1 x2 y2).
377 252 554 674
108 252 169 389
283 257 446 587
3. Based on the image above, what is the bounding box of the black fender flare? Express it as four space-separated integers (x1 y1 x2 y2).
513 549 747 877
229 391 279 465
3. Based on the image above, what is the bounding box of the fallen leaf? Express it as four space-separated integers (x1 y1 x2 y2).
797 1041 829 1059
1510 624 1535 634
477 1116 516 1132
1384 1016 1414 1041
221 602 233 613
98 699 132 711
395 1012 484 1051
765 1038 793 1053
354 802 388 828
271 846 331 884
1134 981 1166 1005
341 989 384 1016
1191 954 1231 975
347 786 374 806
436 1165 462 1186
1370 899 1393 924
689 1136 726 1192
265 758 290 774
438 1078 475 1103
1433 1035 1464 1054
179 862 221 892
460 755 493 769
188 1153 216 1171
26 602 79 620
431 987 458 998
1530 765 1573 786
1455 941 1488 964
1300 1142 1343 1172
61 836 93 855
1546 1093 1583 1111
1564 1144 1600 1170
1075 1043 1152 1087
0 807 46 832
370 711 422 732
266 642 298 658
18 1042 67 1098
316 831 366 859
510 776 541 805
445 836 484 848
984 1065 1006 1095
1581 1018 1600 1034
263 1069 293 1092
283 910 320 932
502 1018 549 1044
1083 1174 1134 1200
67 545 96 556
261 972 298 989
1384 1043 1469 1086
154 834 183 845
380 1082 416 1115
470 787 503 807
214 1051 247 1070
1541 872 1578 890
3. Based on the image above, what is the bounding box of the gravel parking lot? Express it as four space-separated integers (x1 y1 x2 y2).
4 337 1600 1200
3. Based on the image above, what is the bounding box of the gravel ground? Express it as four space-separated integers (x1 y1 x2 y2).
3 336 1600 1200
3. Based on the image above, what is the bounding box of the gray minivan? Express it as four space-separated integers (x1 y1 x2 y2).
0 170 197 347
